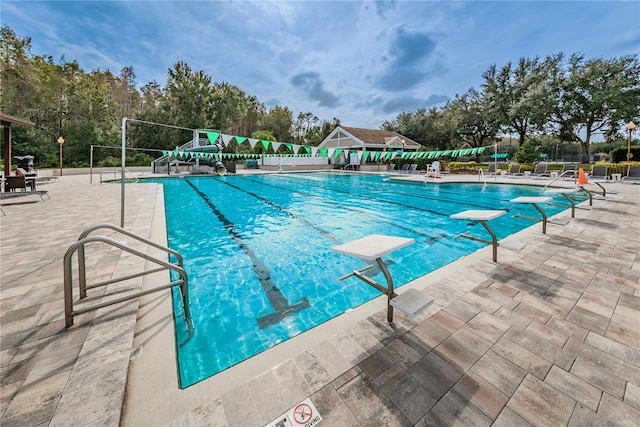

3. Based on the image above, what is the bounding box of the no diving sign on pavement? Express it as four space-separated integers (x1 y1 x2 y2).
264 398 322 427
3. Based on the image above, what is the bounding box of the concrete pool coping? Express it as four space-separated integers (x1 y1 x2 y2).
1 170 638 426
123 178 516 424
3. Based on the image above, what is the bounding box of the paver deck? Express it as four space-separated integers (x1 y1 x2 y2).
1 170 639 426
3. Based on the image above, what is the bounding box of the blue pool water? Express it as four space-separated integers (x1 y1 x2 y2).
151 173 583 388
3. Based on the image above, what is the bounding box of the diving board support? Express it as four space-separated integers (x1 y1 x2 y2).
545 187 581 218
450 210 506 262
332 234 433 323
510 196 552 234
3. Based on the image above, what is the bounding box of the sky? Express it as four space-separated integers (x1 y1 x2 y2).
2 1 639 130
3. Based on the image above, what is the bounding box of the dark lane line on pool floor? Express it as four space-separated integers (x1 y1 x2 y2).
240 176 451 243
278 174 514 211
217 178 340 244
184 180 310 329
269 174 487 215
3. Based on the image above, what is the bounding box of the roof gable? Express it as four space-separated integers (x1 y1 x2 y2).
319 126 421 149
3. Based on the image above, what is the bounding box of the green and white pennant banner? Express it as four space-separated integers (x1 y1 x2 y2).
160 137 491 163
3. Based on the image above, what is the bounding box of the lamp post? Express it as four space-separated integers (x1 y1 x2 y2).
627 121 636 161
57 136 64 176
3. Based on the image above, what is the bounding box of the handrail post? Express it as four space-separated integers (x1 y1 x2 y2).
63 231 192 332
78 242 87 299
64 246 76 327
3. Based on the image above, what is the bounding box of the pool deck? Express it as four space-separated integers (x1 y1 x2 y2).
1 170 639 426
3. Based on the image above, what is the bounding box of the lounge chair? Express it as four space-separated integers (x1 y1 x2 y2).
386 164 396 173
588 165 608 182
622 165 640 184
486 163 498 176
559 164 577 180
530 164 549 179
505 164 523 177
408 164 418 174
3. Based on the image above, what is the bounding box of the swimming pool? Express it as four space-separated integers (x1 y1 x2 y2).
153 173 581 387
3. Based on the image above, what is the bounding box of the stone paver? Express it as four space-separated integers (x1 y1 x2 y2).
1 171 639 426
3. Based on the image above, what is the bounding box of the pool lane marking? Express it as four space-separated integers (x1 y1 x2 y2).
265 174 471 216
277 174 512 212
241 175 457 241
217 179 340 244
184 179 310 329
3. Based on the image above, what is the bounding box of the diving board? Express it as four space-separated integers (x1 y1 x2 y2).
332 234 433 323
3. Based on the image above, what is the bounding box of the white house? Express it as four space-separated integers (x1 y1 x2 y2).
318 126 421 153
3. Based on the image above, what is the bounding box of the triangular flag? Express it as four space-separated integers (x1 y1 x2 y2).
261 140 271 150
272 141 282 152
362 151 370 163
221 134 234 146
248 138 259 148
334 148 343 159
235 136 247 145
206 132 219 144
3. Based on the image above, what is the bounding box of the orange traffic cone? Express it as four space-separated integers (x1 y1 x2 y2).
578 168 589 185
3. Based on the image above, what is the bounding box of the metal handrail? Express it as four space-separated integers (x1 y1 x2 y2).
478 168 487 185
63 227 191 332
77 223 183 297
543 169 577 188
99 169 139 184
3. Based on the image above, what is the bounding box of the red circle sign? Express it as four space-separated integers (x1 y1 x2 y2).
292 403 313 424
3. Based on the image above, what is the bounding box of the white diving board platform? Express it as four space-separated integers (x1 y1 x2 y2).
510 196 552 234
332 234 433 322
450 210 507 262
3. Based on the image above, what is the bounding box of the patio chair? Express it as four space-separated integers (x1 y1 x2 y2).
408 164 418 174
588 165 608 182
386 164 396 173
559 164 577 180
398 164 410 174
486 163 498 176
622 165 640 184
530 164 549 179
5 175 27 192
505 164 523 177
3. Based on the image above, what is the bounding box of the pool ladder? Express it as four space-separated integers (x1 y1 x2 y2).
63 223 192 332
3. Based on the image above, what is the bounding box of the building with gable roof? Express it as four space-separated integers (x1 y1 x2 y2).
318 126 422 153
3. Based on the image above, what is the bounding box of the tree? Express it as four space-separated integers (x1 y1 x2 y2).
293 112 319 144
263 106 293 142
446 88 502 148
210 82 250 133
547 53 640 162
481 56 554 146
513 141 540 163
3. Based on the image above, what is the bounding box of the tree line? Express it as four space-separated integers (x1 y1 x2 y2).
0 26 339 168
1 25 638 168
383 53 640 163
